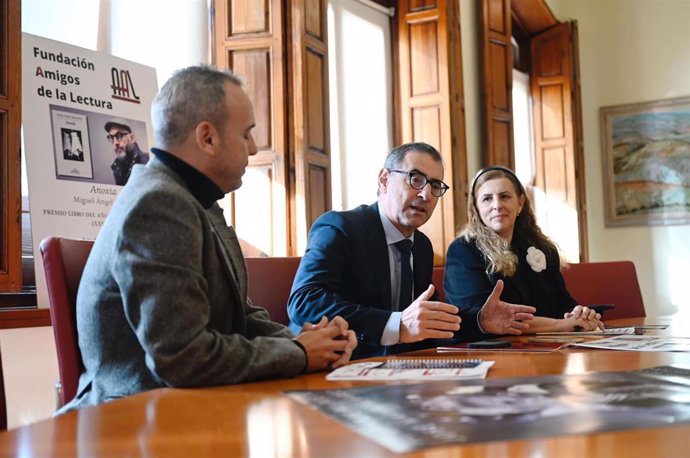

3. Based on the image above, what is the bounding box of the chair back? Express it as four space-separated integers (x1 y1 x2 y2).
561 260 646 319
432 266 446 302
39 237 94 406
0 341 6 430
245 257 301 326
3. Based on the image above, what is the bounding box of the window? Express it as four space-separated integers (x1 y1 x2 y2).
1 0 209 301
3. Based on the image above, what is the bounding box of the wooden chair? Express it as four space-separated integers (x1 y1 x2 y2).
561 260 646 320
245 258 446 323
245 257 302 326
432 266 446 302
39 237 94 407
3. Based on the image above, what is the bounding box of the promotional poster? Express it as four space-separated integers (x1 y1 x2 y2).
288 367 690 453
22 33 158 307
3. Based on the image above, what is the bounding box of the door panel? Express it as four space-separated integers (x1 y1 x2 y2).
214 0 288 256
305 0 323 38
229 0 269 33
306 50 325 152
479 0 514 168
540 84 565 139
287 0 331 253
215 0 331 256
410 21 439 96
0 0 22 290
531 21 586 262
229 49 272 148
396 0 467 265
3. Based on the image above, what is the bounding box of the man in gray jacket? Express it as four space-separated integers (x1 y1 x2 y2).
61 65 356 412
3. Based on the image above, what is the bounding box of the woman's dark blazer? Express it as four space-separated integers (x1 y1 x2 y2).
444 237 576 324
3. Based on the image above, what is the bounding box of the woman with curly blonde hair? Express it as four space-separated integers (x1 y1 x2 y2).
444 166 602 334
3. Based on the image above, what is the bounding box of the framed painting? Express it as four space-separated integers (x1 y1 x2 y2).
600 96 690 227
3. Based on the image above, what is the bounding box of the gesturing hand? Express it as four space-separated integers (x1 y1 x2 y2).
478 280 536 335
399 284 462 343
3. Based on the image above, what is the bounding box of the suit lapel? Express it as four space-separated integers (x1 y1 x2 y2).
207 204 248 305
365 203 393 309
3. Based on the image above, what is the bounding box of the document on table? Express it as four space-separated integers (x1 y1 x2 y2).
289 366 690 454
437 340 572 352
326 359 495 381
574 335 690 352
537 327 638 336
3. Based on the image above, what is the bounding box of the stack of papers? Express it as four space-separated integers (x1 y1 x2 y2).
574 335 690 352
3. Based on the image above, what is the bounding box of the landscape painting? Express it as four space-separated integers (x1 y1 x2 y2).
600 96 690 226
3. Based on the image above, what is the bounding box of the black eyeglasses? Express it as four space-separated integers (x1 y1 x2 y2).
106 131 131 143
388 169 450 197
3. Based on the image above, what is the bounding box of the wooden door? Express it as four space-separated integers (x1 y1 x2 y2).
286 0 331 255
0 0 22 290
479 0 514 168
531 21 587 262
213 0 289 256
395 0 468 265
213 0 330 256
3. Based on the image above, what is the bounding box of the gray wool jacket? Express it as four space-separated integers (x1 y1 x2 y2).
60 158 305 413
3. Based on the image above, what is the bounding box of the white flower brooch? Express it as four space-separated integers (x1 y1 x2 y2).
526 246 547 272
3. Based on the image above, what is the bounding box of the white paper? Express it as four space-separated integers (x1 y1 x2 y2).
327 361 495 381
537 327 637 336
574 335 690 352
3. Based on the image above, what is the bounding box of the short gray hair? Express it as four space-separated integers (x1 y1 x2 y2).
383 142 442 169
378 142 443 196
151 65 243 147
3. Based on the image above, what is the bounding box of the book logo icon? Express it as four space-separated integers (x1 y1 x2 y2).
110 67 140 104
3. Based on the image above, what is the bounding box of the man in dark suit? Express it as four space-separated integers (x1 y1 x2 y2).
61 66 356 413
288 143 536 359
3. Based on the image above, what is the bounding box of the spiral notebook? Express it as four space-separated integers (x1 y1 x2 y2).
326 358 494 381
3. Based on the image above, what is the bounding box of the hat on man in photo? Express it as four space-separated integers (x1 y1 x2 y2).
104 118 132 133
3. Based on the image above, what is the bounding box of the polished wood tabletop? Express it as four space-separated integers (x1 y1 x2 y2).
3 317 690 457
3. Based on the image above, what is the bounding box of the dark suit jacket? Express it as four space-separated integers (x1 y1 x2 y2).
444 237 576 325
288 202 446 359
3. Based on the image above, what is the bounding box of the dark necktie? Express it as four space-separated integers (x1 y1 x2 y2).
394 239 413 311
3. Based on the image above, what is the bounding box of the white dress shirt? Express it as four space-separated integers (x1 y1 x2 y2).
378 206 414 346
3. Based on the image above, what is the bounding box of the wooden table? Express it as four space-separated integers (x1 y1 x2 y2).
3 317 690 457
